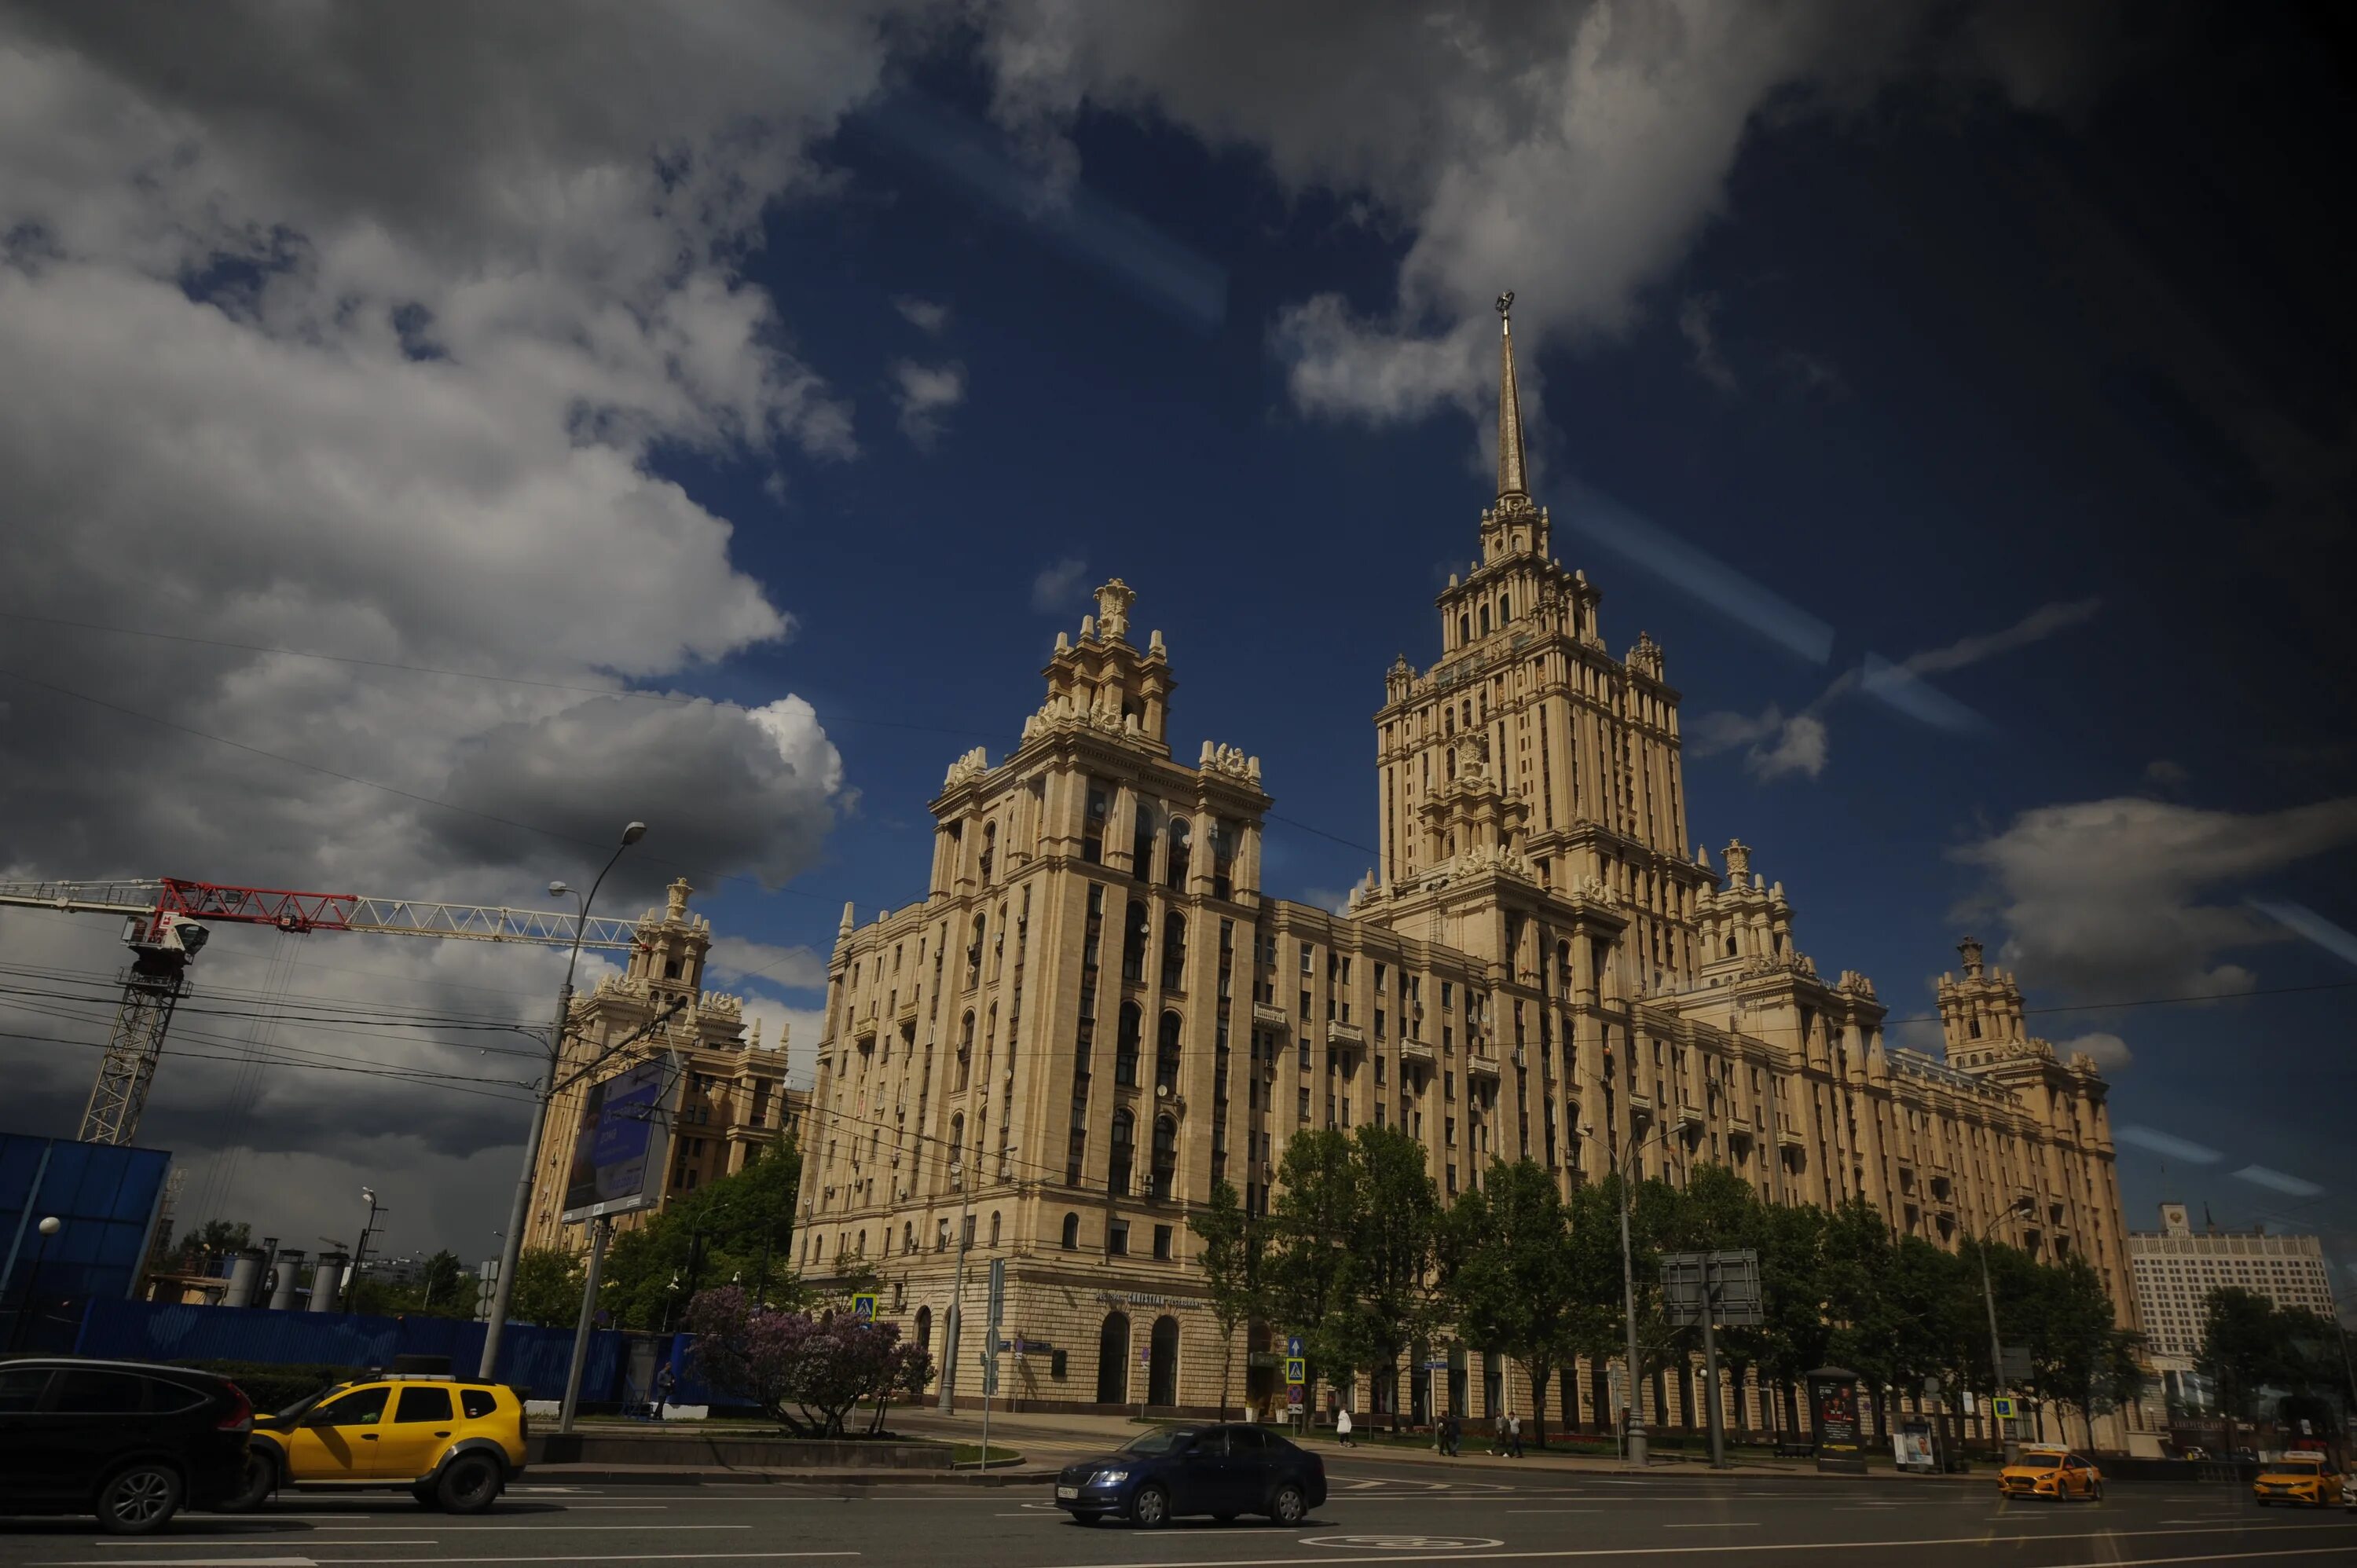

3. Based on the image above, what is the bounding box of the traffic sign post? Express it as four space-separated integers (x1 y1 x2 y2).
849 1291 878 1322
979 1258 1006 1471
1661 1250 1758 1471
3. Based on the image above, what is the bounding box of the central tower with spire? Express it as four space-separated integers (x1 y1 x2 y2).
1363 291 1708 1000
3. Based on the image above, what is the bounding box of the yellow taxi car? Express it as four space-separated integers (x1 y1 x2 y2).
221 1372 528 1513
2253 1451 2344 1507
1997 1447 2104 1501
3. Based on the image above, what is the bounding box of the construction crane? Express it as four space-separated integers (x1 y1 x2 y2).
0 877 644 1146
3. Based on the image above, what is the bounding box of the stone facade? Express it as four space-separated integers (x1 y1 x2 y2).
796 298 2143 1440
525 880 805 1255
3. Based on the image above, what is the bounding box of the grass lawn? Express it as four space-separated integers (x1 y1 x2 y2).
952 1443 1028 1467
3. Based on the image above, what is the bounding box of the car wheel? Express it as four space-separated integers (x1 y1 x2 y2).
2091 1482 2104 1501
96 1462 182 1535
434 1453 503 1515
1130 1483 1169 1529
218 1453 277 1513
1267 1483 1307 1526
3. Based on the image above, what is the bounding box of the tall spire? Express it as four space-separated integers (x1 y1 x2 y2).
1495 290 1527 501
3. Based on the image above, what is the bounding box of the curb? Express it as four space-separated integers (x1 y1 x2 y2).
528 1464 1059 1488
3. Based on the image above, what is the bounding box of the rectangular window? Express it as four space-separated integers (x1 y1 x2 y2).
1298 1087 1311 1121
1153 1224 1173 1261
1108 1220 1131 1255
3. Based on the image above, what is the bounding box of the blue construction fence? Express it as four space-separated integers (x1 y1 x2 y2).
71 1297 737 1410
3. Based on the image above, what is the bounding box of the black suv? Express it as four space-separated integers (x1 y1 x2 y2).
0 1359 253 1533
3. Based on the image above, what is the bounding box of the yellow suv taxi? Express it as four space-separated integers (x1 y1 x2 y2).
222 1373 528 1513
1998 1448 2103 1500
2253 1451 2344 1507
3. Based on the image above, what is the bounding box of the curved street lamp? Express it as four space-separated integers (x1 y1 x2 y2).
478 820 647 1379
1582 1116 1685 1467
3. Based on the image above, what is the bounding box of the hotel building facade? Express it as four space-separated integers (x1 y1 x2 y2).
796 302 2144 1441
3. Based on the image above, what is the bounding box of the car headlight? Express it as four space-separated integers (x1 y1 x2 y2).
1093 1468 1131 1485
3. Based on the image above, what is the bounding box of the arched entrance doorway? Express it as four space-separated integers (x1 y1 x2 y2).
1147 1314 1180 1409
914 1306 932 1388
1096 1312 1130 1405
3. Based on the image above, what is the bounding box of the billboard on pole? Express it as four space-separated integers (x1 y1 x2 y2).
560 1056 676 1223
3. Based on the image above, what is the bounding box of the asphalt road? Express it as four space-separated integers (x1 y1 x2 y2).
2 1460 2352 1567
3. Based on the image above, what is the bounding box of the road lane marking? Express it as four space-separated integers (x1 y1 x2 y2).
1025 1519 2357 1568
1662 1522 1759 1528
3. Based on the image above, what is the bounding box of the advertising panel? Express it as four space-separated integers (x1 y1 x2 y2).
1811 1371 1860 1452
560 1056 676 1222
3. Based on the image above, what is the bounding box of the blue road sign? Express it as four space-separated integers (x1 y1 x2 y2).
1286 1335 1303 1358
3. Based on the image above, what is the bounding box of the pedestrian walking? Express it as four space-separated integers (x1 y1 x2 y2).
1337 1406 1354 1447
1508 1412 1523 1458
649 1363 675 1421
1491 1412 1507 1456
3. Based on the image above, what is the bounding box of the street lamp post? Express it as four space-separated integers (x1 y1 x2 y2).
478 820 647 1381
353 1189 385 1283
938 1143 1016 1413
9 1217 62 1352
1975 1195 2037 1465
1584 1118 1681 1467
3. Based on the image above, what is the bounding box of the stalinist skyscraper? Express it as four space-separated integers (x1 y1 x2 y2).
797 293 2140 1440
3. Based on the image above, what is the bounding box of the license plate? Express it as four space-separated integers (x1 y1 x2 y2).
1056 1486 1078 1500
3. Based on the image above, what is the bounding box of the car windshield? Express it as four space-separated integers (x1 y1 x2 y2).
1121 1428 1199 1456
2022 1452 2066 1467
2276 1455 2323 1468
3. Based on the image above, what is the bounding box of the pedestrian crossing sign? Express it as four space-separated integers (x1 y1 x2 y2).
1284 1357 1307 1386
849 1291 878 1322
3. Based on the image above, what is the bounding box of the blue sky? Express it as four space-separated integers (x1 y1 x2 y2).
1 3 2351 1279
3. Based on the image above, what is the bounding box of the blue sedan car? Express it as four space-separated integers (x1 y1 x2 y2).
1054 1423 1326 1528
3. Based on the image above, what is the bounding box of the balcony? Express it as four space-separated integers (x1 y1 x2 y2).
1467 1052 1501 1081
894 992 918 1025
1399 1039 1435 1067
1626 1090 1654 1119
850 1012 878 1047
1776 1122 1805 1148
1329 1020 1365 1048
1726 1109 1753 1134
1252 1002 1289 1030
1677 1103 1703 1128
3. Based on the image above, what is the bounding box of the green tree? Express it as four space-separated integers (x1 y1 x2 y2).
1343 1125 1444 1426
1188 1178 1266 1420
510 1246 588 1326
1446 1160 1574 1445
173 1219 253 1270
599 1136 803 1328
1266 1129 1362 1407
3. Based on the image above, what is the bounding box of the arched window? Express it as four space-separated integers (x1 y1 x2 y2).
914 1306 933 1374
1210 820 1236 901
1499 592 1511 621
1725 936 1737 957
1097 1312 1131 1404
1160 911 1187 991
1478 603 1490 636
1156 1009 1182 1097
1457 614 1471 645
1147 1314 1180 1408
1061 1212 1081 1251
980 821 997 884
1123 899 1149 984
1115 1001 1142 1086
1108 1110 1135 1196
988 1211 1001 1247
957 1012 974 1089
1166 817 1191 891
904 1222 916 1253
1131 800 1157 881
948 1112 966 1172
966 915 984 987
1151 1112 1178 1200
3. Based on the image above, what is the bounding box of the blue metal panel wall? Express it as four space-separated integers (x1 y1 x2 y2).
0 1135 171 1351
74 1299 636 1401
